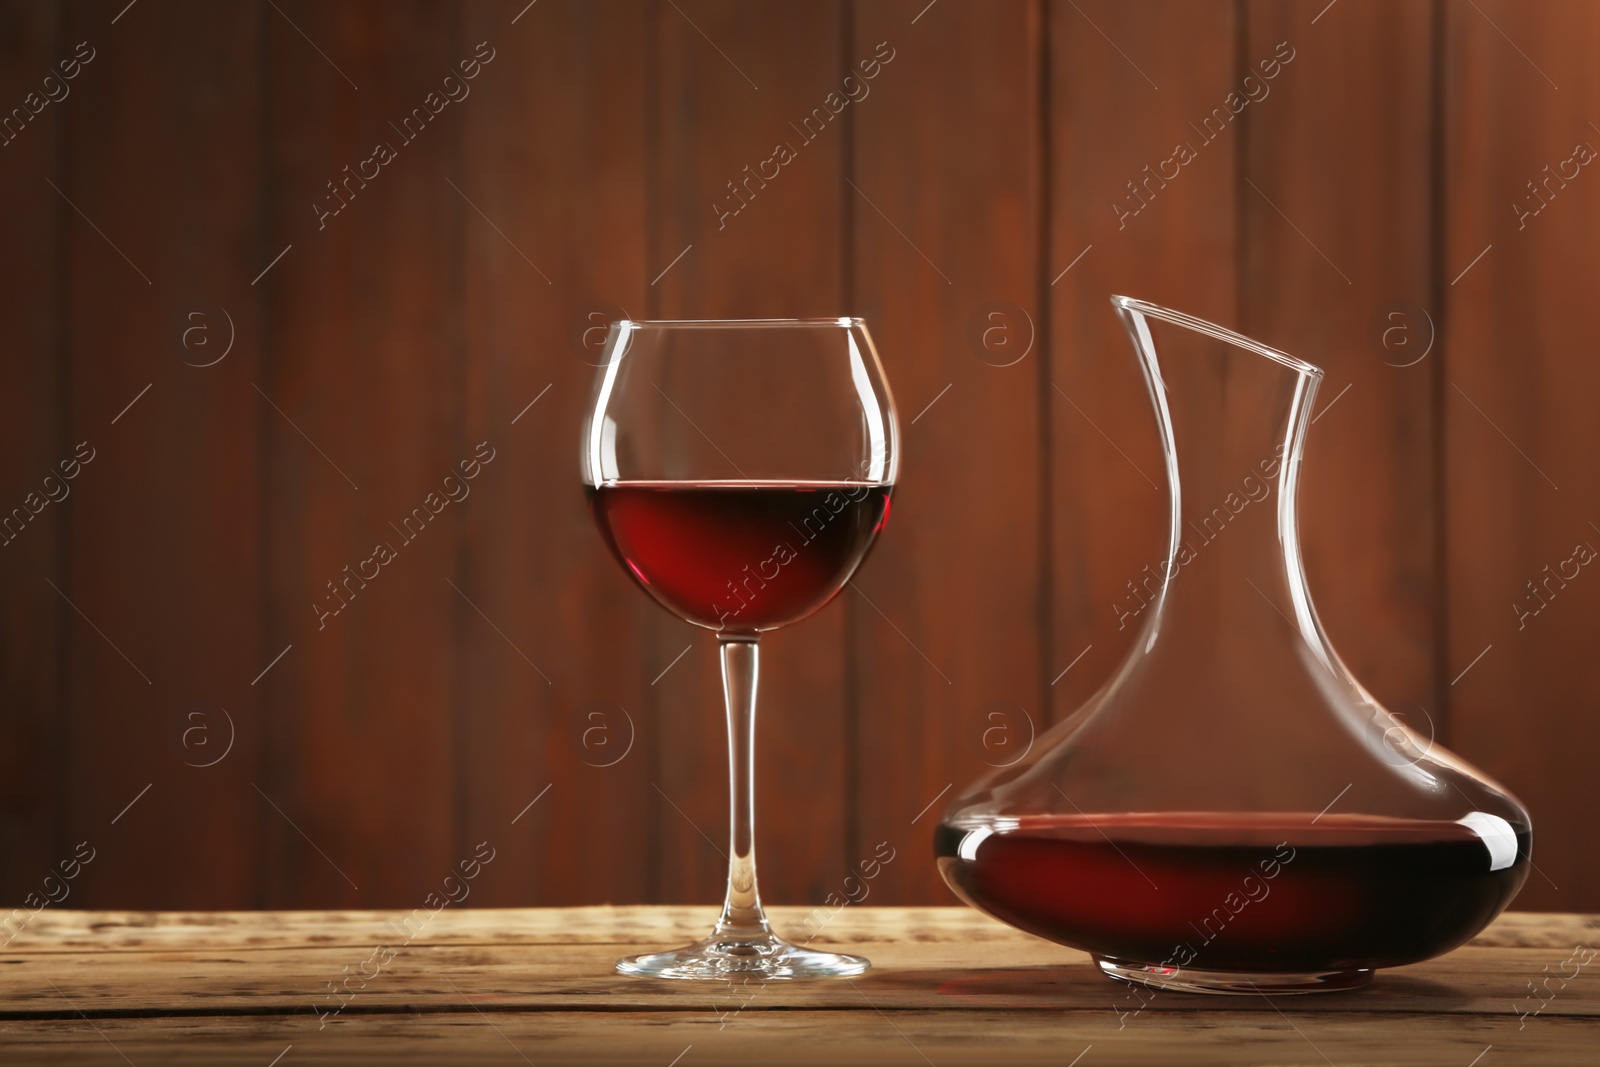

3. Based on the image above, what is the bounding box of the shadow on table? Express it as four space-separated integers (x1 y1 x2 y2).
868 967 1472 1011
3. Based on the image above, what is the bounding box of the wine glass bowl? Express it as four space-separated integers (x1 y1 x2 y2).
582 318 898 980
588 481 892 635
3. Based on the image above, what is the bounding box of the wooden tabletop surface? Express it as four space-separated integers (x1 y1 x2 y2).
1 906 1595 1065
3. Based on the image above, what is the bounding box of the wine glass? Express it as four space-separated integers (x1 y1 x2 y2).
582 317 898 980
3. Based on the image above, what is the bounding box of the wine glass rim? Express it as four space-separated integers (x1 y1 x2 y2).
614 317 867 329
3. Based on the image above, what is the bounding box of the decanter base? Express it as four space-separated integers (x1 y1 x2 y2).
1095 955 1373 995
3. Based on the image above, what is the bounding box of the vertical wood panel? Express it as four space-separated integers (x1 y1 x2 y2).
262 1 459 907
1047 0 1237 721
1 0 1598 914
852 0 1043 903
62 0 264 908
1443 0 1600 910
0 0 64 904
456 0 655 906
650 0 851 905
1241 0 1439 723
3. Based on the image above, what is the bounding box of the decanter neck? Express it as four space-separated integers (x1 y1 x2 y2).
1116 299 1325 666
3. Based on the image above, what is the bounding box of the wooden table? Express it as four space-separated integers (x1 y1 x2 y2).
1 906 1594 1064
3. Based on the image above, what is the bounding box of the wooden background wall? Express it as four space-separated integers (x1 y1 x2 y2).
1 0 1596 915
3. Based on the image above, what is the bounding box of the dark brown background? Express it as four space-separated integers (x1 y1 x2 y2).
1 0 1595 915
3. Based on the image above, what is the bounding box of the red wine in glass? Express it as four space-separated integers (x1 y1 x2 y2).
588 481 891 634
582 317 898 980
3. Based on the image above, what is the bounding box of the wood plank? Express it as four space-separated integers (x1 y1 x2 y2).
58 0 264 908
6 906 1590 952
0 1006 1594 1066
1441 0 1600 911
260 1 461 907
2 908 1592 1062
0 0 65 907
1240 0 1439 720
850 0 1045 904
5 908 1591 1023
5 938 1598 1019
648 0 851 907
1046 0 1238 726
0 905 1031 951
454 0 655 906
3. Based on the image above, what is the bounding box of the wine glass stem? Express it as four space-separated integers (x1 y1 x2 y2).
713 636 772 940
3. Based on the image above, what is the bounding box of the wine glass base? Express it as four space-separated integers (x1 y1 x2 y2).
1095 956 1372 994
616 932 870 981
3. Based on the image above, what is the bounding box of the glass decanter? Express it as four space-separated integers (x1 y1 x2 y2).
937 296 1531 994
